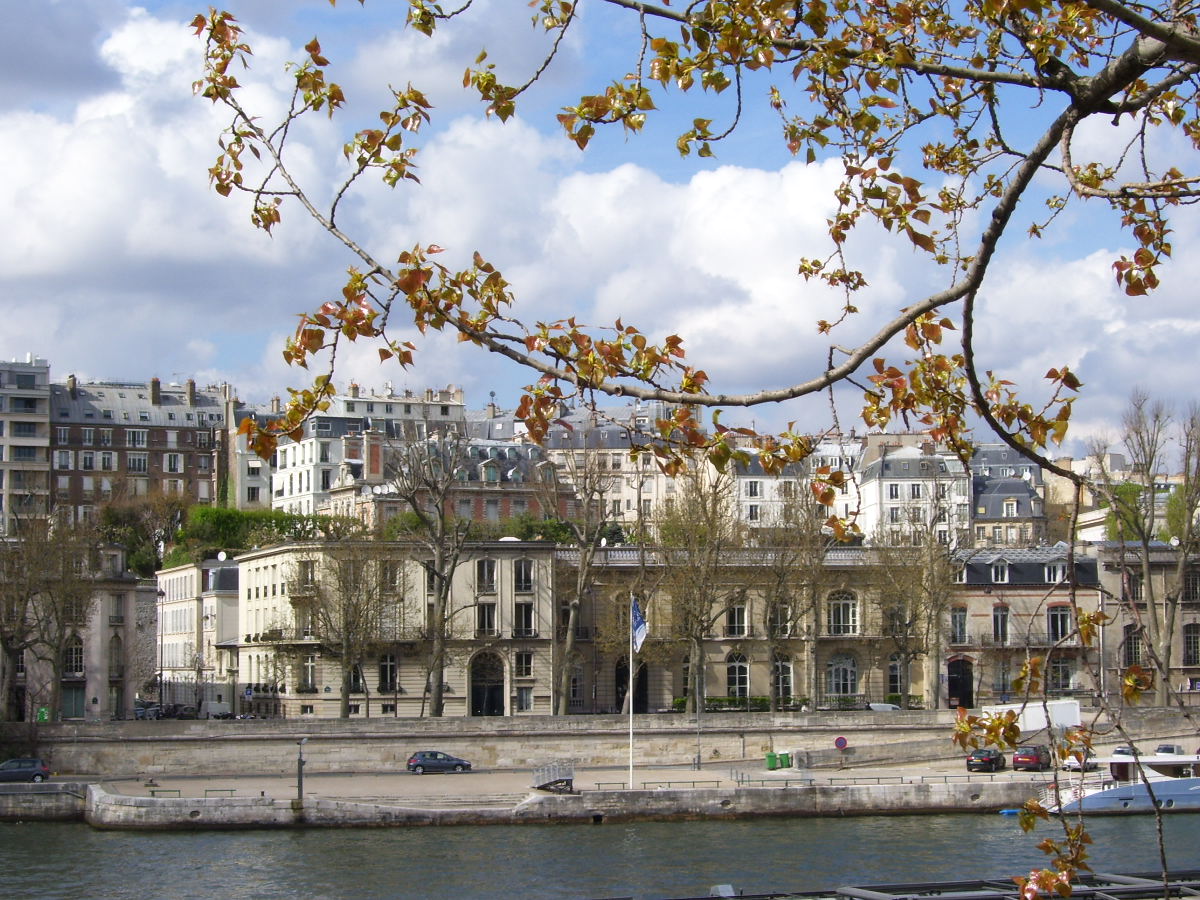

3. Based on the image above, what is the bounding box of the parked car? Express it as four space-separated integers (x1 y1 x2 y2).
1155 744 1186 755
1012 745 1052 771
134 702 160 720
406 751 472 774
1061 749 1098 771
965 748 1006 772
0 758 50 782
1113 744 1140 757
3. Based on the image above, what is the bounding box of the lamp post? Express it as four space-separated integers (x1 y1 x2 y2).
156 589 166 706
296 738 308 802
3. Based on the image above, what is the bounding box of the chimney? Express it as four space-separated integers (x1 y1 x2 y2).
150 377 161 406
425 388 433 402
186 379 196 406
349 382 360 399
67 374 77 399
271 396 281 414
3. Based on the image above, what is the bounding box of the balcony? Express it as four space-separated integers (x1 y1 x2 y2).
978 631 1079 649
512 628 539 639
108 666 125 679
475 628 499 639
724 626 752 638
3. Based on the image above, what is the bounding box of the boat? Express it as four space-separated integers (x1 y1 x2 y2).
1048 752 1200 814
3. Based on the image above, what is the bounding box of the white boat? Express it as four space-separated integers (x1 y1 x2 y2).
1049 752 1200 814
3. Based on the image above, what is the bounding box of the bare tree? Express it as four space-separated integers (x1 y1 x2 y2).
752 482 836 711
293 541 394 718
382 434 476 717
1092 393 1200 705
535 448 619 714
654 466 746 716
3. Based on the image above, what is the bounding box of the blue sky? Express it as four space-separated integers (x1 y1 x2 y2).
2 0 1197 457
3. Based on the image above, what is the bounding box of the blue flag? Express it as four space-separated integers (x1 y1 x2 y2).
631 596 648 653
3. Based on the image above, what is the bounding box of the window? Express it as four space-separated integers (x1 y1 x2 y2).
514 602 535 637
127 452 148 474
349 664 365 694
165 453 182 474
747 504 760 522
1047 606 1073 643
910 483 922 499
12 421 37 438
773 654 793 702
1186 570 1200 603
768 602 791 637
725 603 747 637
380 561 401 592
992 606 1009 645
888 507 901 523
1123 624 1144 667
81 451 94 471
826 654 857 696
746 480 761 498
100 451 113 471
726 653 749 698
54 450 72 469
1126 571 1143 603
476 601 497 636
827 590 858 635
1185 624 1200 666
247 486 260 503
476 559 496 593
1044 563 1066 583
301 657 317 690
63 636 84 677
516 686 534 711
298 560 315 587
515 651 533 678
127 429 147 447
1047 657 1073 692
950 607 968 644
991 562 1009 584
301 705 315 715
378 654 397 692
514 558 534 593
888 483 900 500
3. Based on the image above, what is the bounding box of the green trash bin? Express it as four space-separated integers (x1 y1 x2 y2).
777 752 791 768
765 752 778 770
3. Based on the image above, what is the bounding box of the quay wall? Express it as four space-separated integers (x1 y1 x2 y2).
80 780 1038 830
1 711 967 777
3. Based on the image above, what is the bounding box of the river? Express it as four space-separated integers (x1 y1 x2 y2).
2 814 1198 899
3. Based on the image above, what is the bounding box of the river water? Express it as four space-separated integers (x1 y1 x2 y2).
2 814 1198 899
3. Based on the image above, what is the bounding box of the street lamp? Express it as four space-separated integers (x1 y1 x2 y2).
296 737 308 803
156 589 166 706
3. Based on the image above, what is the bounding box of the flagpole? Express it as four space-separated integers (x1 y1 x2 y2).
628 592 634 789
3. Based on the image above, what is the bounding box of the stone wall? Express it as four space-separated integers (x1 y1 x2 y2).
2 710 962 778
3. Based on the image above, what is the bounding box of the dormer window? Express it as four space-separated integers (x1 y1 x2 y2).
1045 563 1066 584
991 562 1009 584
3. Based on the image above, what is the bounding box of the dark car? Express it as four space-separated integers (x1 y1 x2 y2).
1113 744 1140 757
0 758 50 782
1012 745 1052 771
407 751 472 774
965 748 1006 772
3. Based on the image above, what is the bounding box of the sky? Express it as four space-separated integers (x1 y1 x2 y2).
3 0 1199 459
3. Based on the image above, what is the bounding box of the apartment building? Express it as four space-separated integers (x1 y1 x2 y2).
856 437 972 546
0 355 51 534
50 375 224 522
155 557 241 711
233 539 558 718
269 384 466 515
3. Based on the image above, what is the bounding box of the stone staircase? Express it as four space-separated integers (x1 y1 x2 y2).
384 791 531 809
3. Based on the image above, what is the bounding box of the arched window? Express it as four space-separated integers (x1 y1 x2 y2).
726 653 749 698
63 636 84 677
773 654 794 702
826 654 857 696
827 591 858 635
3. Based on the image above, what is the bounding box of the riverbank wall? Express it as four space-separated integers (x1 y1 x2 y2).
4 705 1184 781
0 779 1040 830
1 710 968 777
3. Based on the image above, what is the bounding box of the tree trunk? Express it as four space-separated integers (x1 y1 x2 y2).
555 597 579 716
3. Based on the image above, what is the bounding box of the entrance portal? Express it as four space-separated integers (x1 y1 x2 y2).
470 652 505 716
947 657 974 709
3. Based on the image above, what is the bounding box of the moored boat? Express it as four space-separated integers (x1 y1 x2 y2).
1049 752 1200 814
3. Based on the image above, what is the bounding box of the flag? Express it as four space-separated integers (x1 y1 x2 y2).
631 596 648 653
